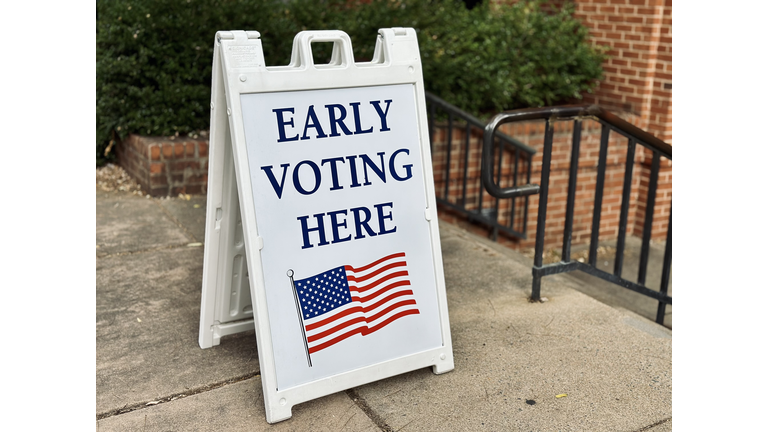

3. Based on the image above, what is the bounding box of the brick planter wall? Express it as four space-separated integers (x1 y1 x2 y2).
116 134 209 197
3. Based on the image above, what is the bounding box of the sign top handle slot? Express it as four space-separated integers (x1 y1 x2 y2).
289 30 356 70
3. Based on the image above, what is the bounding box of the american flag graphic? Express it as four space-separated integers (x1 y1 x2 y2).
293 252 420 355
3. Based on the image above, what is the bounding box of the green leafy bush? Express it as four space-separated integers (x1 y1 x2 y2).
285 0 607 113
96 0 606 165
96 0 298 165
421 1 608 114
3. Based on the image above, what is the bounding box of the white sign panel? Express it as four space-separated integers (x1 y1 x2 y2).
241 83 444 390
199 29 454 424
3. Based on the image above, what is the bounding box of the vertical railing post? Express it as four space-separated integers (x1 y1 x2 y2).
615 138 636 277
492 140 504 241
562 120 582 262
428 102 436 154
588 124 610 266
532 120 555 301
461 123 471 208
444 114 454 201
523 154 532 234
656 206 672 324
638 151 660 286
509 148 519 232
477 136 486 217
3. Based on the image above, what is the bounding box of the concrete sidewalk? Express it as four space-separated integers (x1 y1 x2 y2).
96 188 671 431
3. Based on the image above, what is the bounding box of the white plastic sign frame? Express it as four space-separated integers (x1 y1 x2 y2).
199 28 454 424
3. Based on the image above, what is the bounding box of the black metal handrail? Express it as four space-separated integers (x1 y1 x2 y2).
426 92 537 240
483 104 672 325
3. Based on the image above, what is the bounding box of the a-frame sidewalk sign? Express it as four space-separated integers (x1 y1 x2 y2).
198 28 454 424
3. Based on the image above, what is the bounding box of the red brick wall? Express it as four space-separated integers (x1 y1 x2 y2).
567 0 673 241
570 0 672 144
498 0 673 143
116 135 209 197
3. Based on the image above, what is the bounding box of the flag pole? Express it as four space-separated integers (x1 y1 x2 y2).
287 269 312 368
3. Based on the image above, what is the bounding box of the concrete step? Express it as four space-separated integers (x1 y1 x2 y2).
561 237 671 329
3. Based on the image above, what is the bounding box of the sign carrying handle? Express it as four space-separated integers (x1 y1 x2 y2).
289 30 357 69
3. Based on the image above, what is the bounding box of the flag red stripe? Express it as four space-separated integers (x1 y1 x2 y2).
351 280 411 304
305 305 363 331
360 289 415 313
307 315 366 343
349 270 409 293
308 327 364 354
365 299 418 324
346 261 406 283
344 252 405 273
360 309 420 336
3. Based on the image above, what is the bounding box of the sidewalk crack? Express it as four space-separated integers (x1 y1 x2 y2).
96 371 259 421
634 417 671 431
97 242 197 259
152 200 199 242
346 389 394 432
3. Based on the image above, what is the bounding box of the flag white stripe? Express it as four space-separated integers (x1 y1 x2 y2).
306 316 368 349
352 275 411 302
346 256 406 282
361 295 418 324
303 302 361 328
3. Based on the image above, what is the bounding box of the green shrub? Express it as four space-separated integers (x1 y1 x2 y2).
283 0 465 63
96 0 297 165
284 0 607 113
421 1 608 114
96 0 606 165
